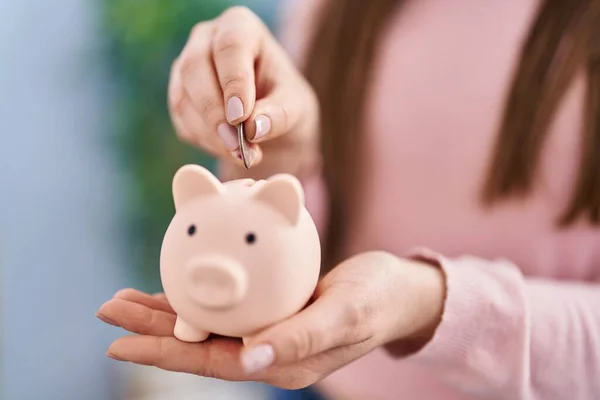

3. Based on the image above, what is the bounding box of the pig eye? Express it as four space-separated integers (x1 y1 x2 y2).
187 225 196 236
245 232 256 245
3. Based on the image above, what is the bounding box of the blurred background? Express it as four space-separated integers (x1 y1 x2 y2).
0 0 292 399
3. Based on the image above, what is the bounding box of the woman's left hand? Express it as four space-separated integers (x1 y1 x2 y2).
97 251 446 390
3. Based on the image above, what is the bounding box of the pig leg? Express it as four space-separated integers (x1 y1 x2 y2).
174 316 209 342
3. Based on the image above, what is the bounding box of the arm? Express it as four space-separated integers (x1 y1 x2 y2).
404 249 600 400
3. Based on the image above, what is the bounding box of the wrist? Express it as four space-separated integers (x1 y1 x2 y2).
411 260 446 340
384 257 447 356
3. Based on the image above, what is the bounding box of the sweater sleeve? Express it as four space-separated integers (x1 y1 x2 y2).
406 248 600 400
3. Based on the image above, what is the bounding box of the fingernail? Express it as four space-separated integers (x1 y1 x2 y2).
227 96 244 123
241 344 275 374
106 352 124 362
218 123 239 150
253 115 271 141
96 313 119 327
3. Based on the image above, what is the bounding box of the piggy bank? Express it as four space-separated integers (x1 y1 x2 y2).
160 164 321 343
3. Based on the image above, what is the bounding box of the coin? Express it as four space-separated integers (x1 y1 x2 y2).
237 123 251 169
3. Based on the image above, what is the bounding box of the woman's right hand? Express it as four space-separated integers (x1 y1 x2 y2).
168 6 320 178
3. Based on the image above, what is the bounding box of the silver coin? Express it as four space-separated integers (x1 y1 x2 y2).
237 123 251 169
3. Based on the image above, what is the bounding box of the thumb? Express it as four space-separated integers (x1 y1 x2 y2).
243 84 307 144
240 291 364 375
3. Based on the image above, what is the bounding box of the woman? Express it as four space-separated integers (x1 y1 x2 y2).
97 0 600 399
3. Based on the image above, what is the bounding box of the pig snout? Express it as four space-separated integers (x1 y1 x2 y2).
184 254 247 310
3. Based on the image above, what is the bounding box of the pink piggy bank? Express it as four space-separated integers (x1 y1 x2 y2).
160 164 321 343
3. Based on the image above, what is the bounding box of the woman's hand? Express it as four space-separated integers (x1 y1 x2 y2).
96 251 446 390
169 6 319 178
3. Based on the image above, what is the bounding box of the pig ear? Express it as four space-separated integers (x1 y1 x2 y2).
252 174 304 225
172 164 223 210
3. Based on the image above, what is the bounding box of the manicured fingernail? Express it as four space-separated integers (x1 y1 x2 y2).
96 313 119 327
253 115 271 141
106 352 124 362
227 96 244 122
241 344 275 374
218 123 239 150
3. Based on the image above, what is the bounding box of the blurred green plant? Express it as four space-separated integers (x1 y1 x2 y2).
102 0 276 291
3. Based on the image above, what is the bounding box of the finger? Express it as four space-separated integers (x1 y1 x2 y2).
240 290 369 374
179 50 231 151
244 85 305 143
107 335 248 381
174 89 254 165
168 58 197 145
171 109 198 147
113 288 175 314
212 7 263 124
176 22 239 158
97 299 176 337
177 95 231 155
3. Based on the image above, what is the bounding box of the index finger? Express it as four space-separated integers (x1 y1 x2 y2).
212 7 264 124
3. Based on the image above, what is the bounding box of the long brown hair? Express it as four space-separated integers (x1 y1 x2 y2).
304 0 600 271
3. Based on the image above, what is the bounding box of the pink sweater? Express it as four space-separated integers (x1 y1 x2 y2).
278 0 600 399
